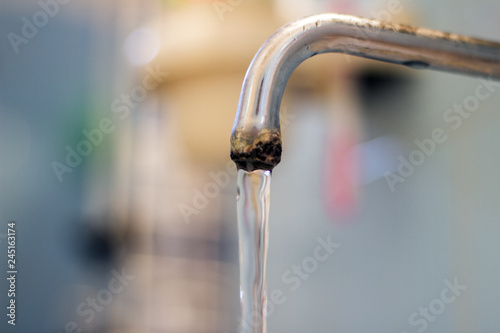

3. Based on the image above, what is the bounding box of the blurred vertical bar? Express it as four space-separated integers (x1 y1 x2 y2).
103 1 243 332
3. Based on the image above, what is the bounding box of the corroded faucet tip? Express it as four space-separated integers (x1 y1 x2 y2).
230 129 282 171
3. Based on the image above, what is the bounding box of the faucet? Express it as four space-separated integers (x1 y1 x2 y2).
230 13 500 171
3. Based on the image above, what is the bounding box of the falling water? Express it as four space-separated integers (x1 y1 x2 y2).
236 168 272 333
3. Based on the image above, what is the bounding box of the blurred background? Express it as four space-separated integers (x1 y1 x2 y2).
1 0 500 332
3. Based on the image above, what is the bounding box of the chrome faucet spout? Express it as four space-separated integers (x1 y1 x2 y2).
230 13 500 171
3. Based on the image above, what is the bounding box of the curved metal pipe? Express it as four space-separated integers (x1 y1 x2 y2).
230 13 500 171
